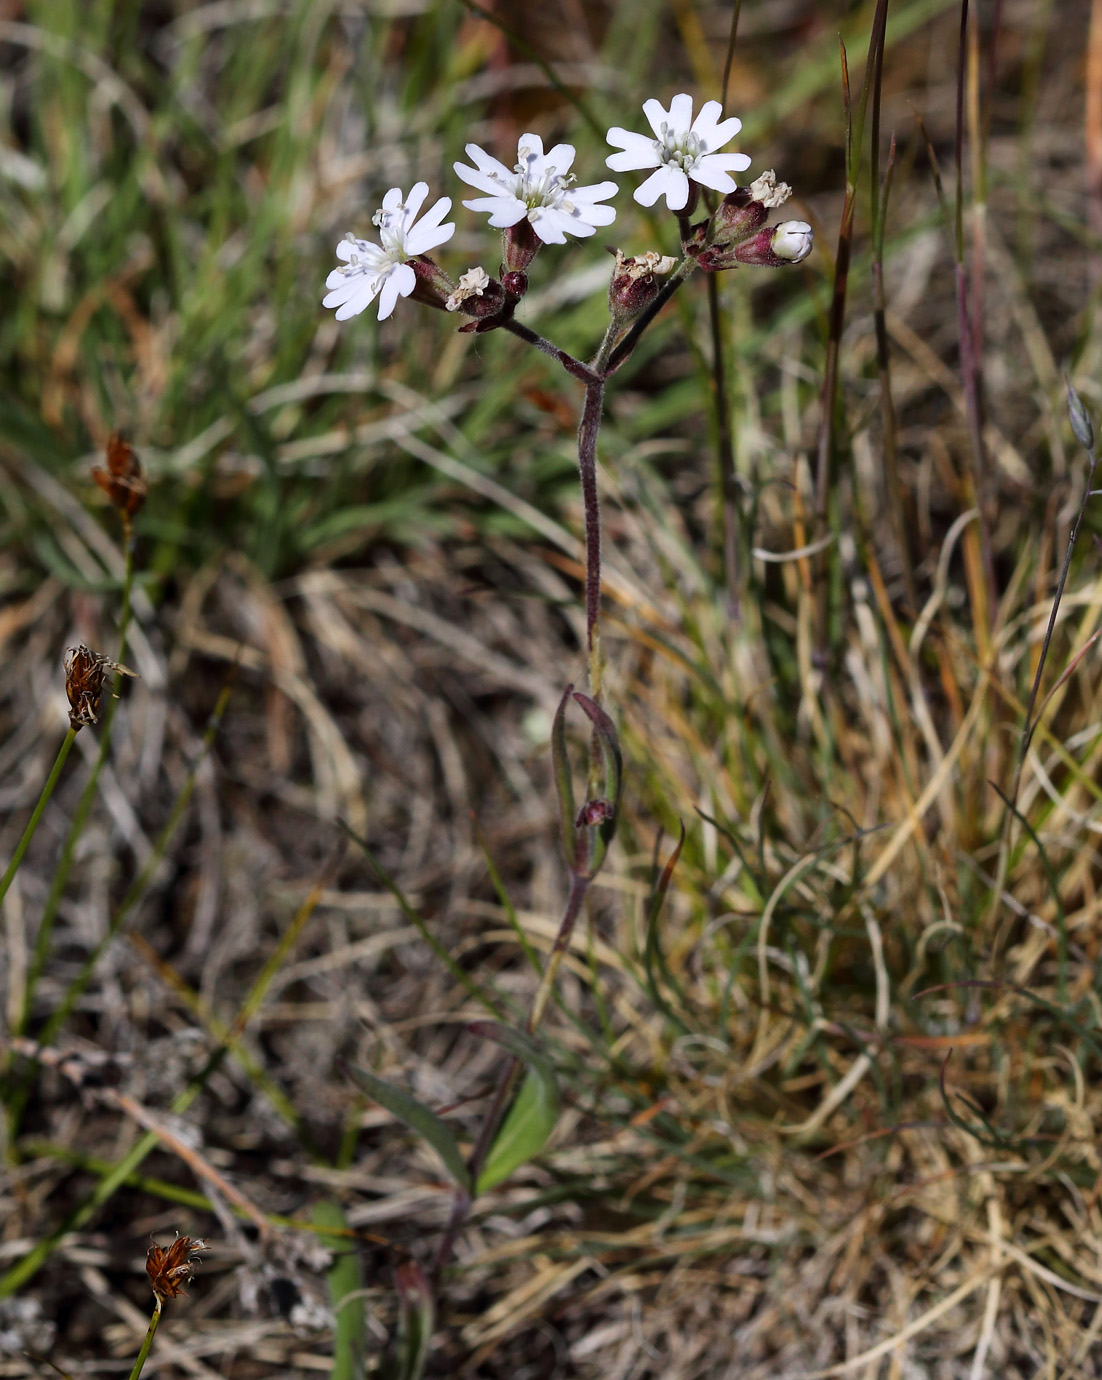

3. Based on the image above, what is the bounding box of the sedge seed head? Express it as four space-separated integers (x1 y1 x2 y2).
146 1235 208 1302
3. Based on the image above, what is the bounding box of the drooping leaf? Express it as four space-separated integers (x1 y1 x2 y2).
344 1064 471 1192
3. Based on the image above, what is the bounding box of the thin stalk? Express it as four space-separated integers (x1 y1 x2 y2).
127 1299 162 1380
0 728 78 912
812 0 891 666
706 269 741 617
871 127 914 607
500 319 598 384
17 540 135 1036
990 435 1098 959
578 378 605 676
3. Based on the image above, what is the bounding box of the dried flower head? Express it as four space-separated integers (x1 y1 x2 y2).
64 644 138 730
146 1235 208 1302
91 432 147 519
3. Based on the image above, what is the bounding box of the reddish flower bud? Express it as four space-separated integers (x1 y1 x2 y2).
707 187 768 247
502 218 542 274
407 255 455 311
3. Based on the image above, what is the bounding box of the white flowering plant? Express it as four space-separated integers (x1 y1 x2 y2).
326 91 813 1306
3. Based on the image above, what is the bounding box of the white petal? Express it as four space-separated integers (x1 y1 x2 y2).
606 135 660 172
323 275 380 320
695 113 742 151
688 160 739 195
541 142 576 175
379 186 404 213
666 93 694 133
517 131 545 159
693 152 750 192
462 194 528 228
402 181 430 221
459 144 514 182
642 97 672 138
635 164 688 209
528 207 568 245
454 164 511 197
545 208 596 239
375 269 403 321
571 179 619 204
571 199 616 228
406 218 455 256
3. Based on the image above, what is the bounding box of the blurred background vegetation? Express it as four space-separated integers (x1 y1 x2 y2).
3 0 1102 1376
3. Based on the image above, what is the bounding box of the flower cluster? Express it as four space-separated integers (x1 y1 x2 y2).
323 93 813 326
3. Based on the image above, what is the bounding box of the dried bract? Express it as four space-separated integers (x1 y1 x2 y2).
146 1235 208 1302
91 431 147 519
64 644 138 730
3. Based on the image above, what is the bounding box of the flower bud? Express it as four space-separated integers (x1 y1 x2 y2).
706 187 768 249
502 218 542 274
501 270 528 300
407 255 455 311
699 219 814 271
768 221 814 263
607 248 676 325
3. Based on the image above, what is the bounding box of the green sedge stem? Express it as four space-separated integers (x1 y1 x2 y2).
127 1298 162 1380
0 727 78 914
17 540 135 1039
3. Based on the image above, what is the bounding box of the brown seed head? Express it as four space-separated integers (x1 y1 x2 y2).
91 431 147 519
146 1235 208 1302
64 644 139 730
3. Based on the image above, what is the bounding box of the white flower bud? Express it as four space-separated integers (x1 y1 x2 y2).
771 221 814 263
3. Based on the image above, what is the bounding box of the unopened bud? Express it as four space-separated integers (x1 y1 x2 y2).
607 248 676 323
501 270 528 299
706 187 768 250
699 219 814 271
1066 381 1095 451
768 221 814 263
502 219 541 274
407 256 455 311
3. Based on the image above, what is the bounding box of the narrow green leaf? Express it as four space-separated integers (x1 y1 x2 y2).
344 1064 471 1192
312 1200 365 1380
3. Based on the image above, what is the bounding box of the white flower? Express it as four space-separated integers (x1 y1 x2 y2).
771 221 814 263
606 93 751 211
322 182 454 322
453 134 617 244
